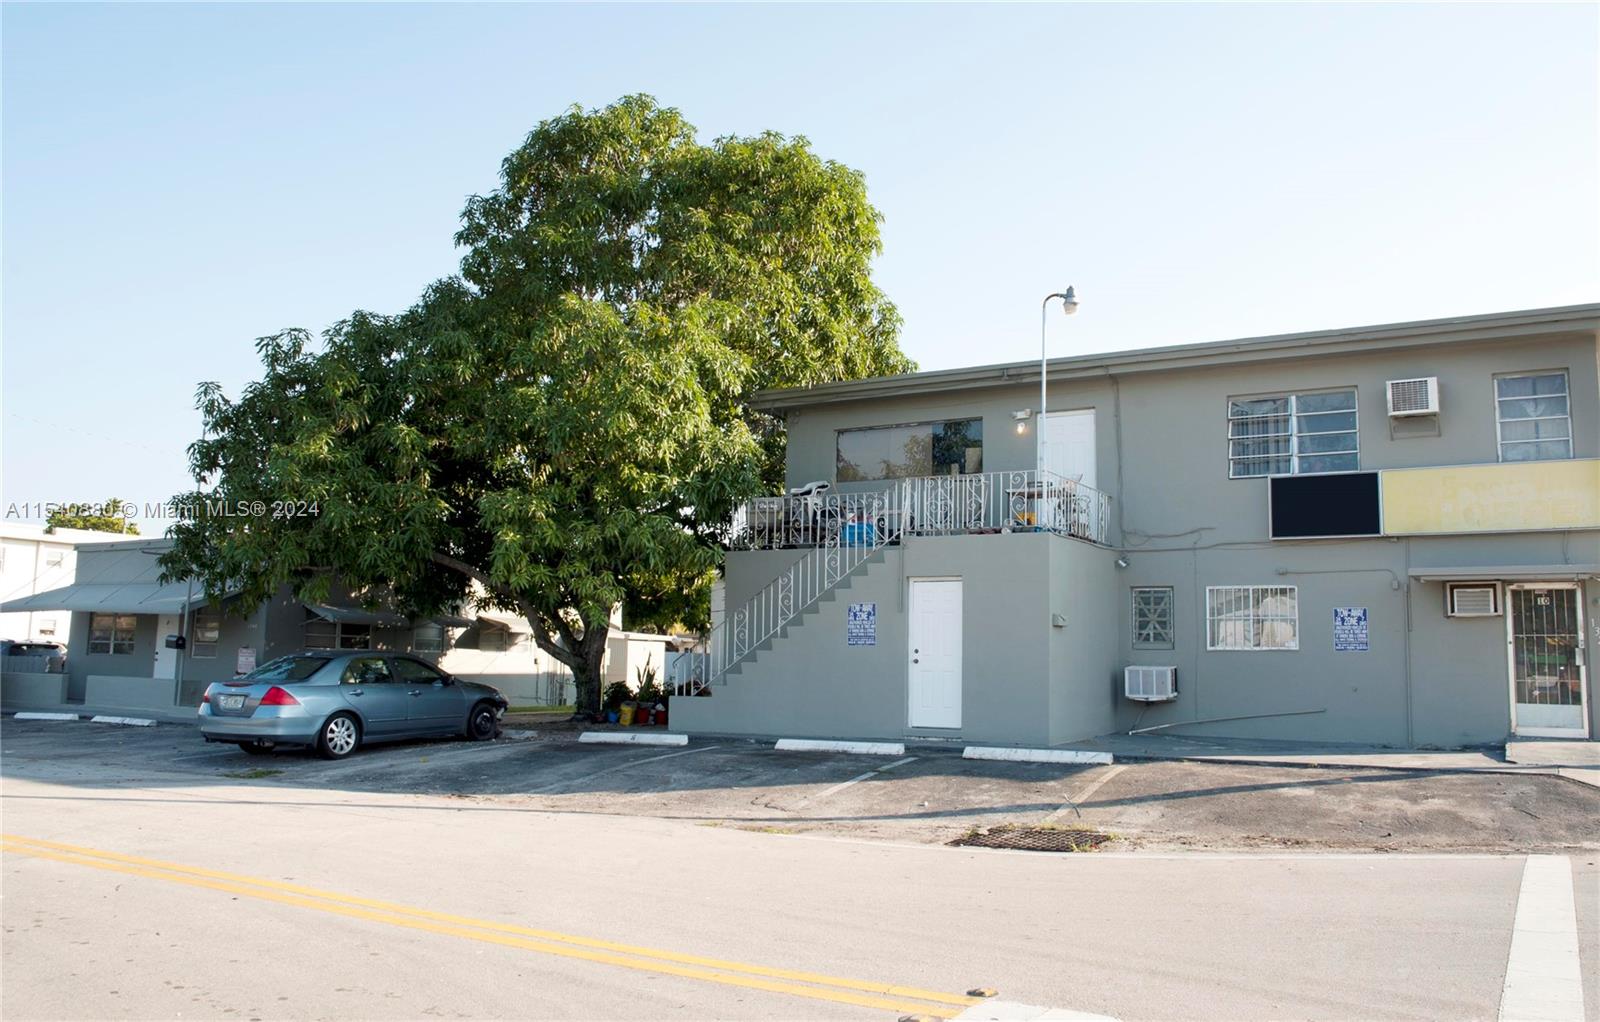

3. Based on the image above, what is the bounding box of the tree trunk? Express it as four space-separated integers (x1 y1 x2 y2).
571 620 610 719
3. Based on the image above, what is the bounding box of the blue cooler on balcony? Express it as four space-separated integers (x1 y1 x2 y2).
841 521 877 546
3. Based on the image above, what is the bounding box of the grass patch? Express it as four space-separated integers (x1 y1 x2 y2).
220 768 284 780
507 704 575 715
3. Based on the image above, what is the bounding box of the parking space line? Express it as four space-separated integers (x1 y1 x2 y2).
1042 765 1126 823
1498 854 1586 1022
2 833 980 1016
805 756 919 804
524 743 723 794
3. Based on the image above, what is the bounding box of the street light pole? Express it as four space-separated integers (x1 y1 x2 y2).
1038 286 1079 482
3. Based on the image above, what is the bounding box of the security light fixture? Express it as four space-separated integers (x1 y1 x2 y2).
1038 287 1079 482
1013 409 1032 435
1116 556 1130 569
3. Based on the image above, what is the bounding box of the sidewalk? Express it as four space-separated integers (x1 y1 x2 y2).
1059 732 1600 788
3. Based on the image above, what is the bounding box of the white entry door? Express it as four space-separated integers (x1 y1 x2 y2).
1045 409 1096 490
152 613 180 680
908 578 963 729
1508 584 1589 738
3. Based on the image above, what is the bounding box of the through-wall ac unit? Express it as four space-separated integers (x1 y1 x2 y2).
1386 377 1440 417
1446 582 1500 617
1125 665 1178 702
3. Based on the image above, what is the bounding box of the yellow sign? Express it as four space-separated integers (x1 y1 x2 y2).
1380 459 1600 535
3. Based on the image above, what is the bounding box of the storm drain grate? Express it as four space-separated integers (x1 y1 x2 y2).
949 825 1112 852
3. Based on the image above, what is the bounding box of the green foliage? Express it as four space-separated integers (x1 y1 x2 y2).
161 95 912 715
602 681 633 713
45 498 139 535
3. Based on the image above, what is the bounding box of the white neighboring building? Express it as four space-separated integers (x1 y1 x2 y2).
0 523 143 644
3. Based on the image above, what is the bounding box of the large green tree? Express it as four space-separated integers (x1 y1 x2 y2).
162 95 912 716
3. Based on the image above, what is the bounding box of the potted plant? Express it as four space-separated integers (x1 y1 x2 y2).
634 657 662 726
602 681 630 724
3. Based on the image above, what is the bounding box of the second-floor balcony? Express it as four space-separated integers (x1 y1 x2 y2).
727 469 1113 550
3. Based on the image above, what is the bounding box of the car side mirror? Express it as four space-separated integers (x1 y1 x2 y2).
441 675 456 686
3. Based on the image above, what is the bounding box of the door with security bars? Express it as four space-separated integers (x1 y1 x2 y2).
1507 584 1589 738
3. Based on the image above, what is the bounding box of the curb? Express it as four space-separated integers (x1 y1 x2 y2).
963 746 1113 765
775 739 906 756
89 715 158 727
578 731 688 746
12 712 80 722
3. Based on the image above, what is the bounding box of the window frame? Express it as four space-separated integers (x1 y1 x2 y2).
835 417 985 483
1205 585 1300 651
1493 370 1573 463
190 608 221 659
304 614 372 651
1226 388 1360 479
87 613 138 655
1131 586 1176 650
412 622 447 654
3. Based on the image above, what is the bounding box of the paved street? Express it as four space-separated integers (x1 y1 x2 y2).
3 720 1597 1020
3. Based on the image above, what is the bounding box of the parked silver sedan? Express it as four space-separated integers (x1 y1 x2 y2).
198 651 508 759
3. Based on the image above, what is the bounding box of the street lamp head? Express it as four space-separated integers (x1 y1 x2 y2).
1059 286 1079 315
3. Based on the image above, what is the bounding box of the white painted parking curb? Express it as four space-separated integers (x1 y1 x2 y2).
12 712 80 721
89 715 157 727
578 731 688 746
775 738 906 756
954 1000 1118 1021
963 746 1113 765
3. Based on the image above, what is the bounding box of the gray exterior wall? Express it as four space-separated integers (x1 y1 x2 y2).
676 532 1122 745
686 320 1600 748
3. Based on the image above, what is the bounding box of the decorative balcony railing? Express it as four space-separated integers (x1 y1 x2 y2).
668 471 1113 696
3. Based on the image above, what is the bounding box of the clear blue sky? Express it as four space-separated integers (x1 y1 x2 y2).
3 3 1596 531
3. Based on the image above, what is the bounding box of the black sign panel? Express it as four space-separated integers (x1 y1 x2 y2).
1269 472 1381 539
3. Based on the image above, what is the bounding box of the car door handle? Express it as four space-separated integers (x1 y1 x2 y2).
348 688 364 696
409 690 423 697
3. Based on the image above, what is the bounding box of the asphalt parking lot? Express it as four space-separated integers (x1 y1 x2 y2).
3 715 1597 853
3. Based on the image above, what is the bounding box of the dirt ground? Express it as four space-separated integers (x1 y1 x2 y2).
4 715 1596 854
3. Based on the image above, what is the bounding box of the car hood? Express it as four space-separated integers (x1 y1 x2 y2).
458 679 507 701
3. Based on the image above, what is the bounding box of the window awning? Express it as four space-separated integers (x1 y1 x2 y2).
475 610 530 632
1407 565 1600 582
304 604 413 628
0 581 217 615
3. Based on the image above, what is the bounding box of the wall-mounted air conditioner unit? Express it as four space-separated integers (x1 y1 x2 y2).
1125 665 1178 702
1446 582 1500 617
1386 377 1440 417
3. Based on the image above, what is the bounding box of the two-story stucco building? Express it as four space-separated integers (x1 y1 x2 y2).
670 304 1600 749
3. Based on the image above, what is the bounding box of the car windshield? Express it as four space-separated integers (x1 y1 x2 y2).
241 655 330 683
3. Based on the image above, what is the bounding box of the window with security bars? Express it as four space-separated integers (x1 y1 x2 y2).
1206 586 1298 650
88 613 137 655
190 608 220 658
1228 389 1358 478
1131 587 1175 649
1496 372 1571 462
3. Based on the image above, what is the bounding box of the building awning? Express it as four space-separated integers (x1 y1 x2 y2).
305 604 413 628
1408 565 1600 583
429 613 474 628
0 581 213 615
475 610 530 632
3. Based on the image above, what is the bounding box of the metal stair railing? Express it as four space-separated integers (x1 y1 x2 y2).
668 486 905 696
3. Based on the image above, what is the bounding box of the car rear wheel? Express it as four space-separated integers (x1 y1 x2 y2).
466 702 500 742
316 713 361 760
239 740 277 755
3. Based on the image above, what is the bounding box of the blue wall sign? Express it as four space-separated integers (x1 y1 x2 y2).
1333 607 1369 652
847 602 876 646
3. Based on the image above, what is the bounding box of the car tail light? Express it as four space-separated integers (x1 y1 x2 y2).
259 686 300 706
201 688 211 704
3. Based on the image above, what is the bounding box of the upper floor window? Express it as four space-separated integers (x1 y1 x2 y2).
837 418 983 482
1228 389 1358 478
1496 372 1571 462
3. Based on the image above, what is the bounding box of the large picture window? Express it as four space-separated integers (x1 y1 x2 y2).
836 418 983 482
88 613 137 655
1206 586 1299 651
1228 389 1358 478
1496 371 1571 462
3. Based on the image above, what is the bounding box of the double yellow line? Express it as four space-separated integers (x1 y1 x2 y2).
1 834 981 1018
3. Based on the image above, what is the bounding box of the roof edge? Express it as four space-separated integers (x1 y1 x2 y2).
754 303 1600 411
